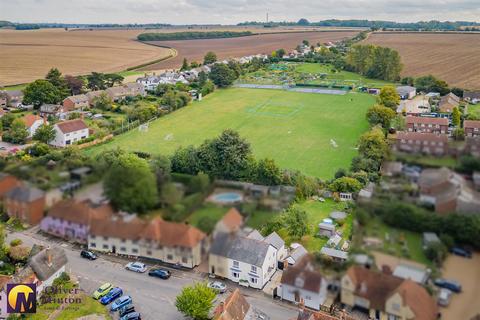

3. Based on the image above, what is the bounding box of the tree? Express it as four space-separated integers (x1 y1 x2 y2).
366 104 396 129
5 119 29 144
104 74 124 87
414 75 449 95
276 48 286 58
45 68 69 99
104 153 158 213
209 63 236 88
284 207 309 239
92 92 113 111
33 124 55 144
378 86 400 110
175 282 216 320
358 127 389 163
302 39 310 46
87 72 107 90
197 129 252 180
400 76 414 86
425 242 448 265
23 80 62 108
181 58 189 71
65 75 84 95
171 146 200 175
150 155 171 191
160 183 183 208
329 176 363 193
452 107 461 127
203 51 217 65
1 113 15 130
198 71 208 87
255 158 282 186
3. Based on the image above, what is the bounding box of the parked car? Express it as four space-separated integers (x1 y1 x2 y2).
92 283 113 300
125 262 147 273
100 287 123 305
119 304 135 317
148 268 171 279
120 312 141 320
434 279 462 293
111 295 133 312
208 281 227 294
437 288 452 306
450 247 472 258
80 250 97 260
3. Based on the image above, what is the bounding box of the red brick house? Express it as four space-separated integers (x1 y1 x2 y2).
406 116 449 134
4 185 46 225
0 174 21 199
63 94 89 112
465 137 480 158
395 132 449 156
464 120 480 138
438 93 460 113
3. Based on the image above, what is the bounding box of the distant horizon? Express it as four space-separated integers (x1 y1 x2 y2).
1 0 479 25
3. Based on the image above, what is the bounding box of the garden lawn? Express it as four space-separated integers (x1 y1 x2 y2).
363 217 431 267
188 204 228 233
294 63 394 87
468 103 480 119
293 199 351 252
86 87 374 179
246 210 278 229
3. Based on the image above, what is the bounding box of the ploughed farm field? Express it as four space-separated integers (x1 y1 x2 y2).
0 28 173 86
364 32 480 90
140 30 358 71
86 87 374 179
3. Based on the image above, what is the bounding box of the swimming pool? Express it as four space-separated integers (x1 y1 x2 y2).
211 192 243 204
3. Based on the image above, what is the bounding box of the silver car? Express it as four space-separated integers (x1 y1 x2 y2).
208 281 227 293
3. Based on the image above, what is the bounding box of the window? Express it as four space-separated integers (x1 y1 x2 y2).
182 257 188 263
66 140 71 145
232 272 239 278
167 254 173 260
90 235 96 239
250 266 257 273
250 277 258 284
121 239 126 243
132 248 138 254
102 244 108 249
103 236 108 241
90 242 96 248
233 261 239 268
146 250 152 256
120 247 126 252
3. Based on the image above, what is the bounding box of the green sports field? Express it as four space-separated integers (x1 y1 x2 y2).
87 88 375 179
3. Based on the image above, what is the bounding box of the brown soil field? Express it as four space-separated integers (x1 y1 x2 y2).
364 32 480 90
140 31 358 71
0 28 172 86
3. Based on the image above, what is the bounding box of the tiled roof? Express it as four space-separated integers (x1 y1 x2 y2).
21 114 43 128
396 131 448 143
210 233 271 267
464 120 480 129
30 247 68 281
47 199 114 226
64 94 88 104
55 119 88 134
406 116 448 126
281 255 323 293
142 217 206 248
214 289 250 320
4 185 44 202
90 216 146 240
219 208 243 232
394 280 438 320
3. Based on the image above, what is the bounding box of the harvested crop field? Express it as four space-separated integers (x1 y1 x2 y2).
364 32 480 90
140 31 358 71
0 28 173 86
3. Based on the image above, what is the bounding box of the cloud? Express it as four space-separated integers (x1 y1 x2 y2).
0 0 479 24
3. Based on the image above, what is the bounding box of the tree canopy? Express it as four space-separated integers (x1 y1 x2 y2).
203 51 217 65
104 153 158 213
175 282 216 320
209 63 236 87
23 80 62 108
378 86 400 110
33 124 56 144
346 44 402 81
366 104 396 129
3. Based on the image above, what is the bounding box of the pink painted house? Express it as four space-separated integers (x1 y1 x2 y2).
40 199 114 244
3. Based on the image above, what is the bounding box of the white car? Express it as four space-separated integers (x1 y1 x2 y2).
208 281 227 293
125 262 147 273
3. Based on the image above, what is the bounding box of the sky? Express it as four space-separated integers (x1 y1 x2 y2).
1 0 479 25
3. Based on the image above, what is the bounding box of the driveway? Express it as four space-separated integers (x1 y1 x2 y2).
439 252 480 320
7 230 298 320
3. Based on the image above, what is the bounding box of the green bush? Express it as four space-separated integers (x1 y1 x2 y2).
9 239 22 247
